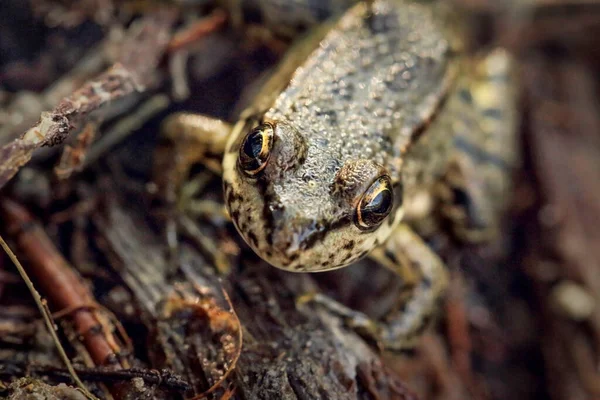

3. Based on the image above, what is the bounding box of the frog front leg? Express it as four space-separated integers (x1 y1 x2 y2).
302 222 448 352
152 113 233 273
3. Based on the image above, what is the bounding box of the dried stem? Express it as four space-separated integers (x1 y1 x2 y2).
0 10 176 190
0 363 191 392
1 199 131 369
0 234 97 400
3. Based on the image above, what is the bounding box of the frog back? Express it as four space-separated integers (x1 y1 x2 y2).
263 0 458 189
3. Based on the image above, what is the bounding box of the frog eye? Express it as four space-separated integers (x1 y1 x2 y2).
238 123 274 176
355 175 394 230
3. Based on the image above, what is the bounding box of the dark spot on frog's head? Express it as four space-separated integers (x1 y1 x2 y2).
223 180 231 195
365 10 384 34
315 109 338 126
342 253 354 263
247 230 259 248
226 189 243 208
301 172 317 183
271 218 329 256
231 210 240 225
226 190 235 206
343 240 355 250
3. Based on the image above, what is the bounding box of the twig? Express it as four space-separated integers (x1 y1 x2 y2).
0 10 176 190
0 363 191 392
0 234 97 400
0 42 107 145
83 94 170 166
0 198 131 369
167 9 228 53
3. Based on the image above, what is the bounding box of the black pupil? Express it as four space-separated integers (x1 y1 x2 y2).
243 131 263 159
359 177 393 228
365 189 392 215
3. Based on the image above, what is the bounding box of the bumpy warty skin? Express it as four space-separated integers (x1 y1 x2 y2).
223 0 455 272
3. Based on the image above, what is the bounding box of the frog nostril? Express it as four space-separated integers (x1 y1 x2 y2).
301 172 317 182
271 218 327 257
294 220 327 252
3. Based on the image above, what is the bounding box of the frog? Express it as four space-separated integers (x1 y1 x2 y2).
155 0 517 351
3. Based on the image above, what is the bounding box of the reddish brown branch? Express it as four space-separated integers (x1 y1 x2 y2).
167 9 228 53
0 198 130 369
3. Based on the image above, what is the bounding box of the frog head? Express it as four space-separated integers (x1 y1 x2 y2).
223 119 403 272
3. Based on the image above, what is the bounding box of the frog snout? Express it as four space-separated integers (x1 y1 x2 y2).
260 218 327 269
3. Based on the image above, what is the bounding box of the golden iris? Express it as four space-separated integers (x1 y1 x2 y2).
355 175 394 230
238 123 274 176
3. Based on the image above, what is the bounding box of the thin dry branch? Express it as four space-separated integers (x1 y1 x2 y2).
0 199 132 370
0 10 176 190
0 233 96 400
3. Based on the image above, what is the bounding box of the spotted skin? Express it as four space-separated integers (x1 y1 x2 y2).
224 0 457 273
437 49 518 242
160 0 518 351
